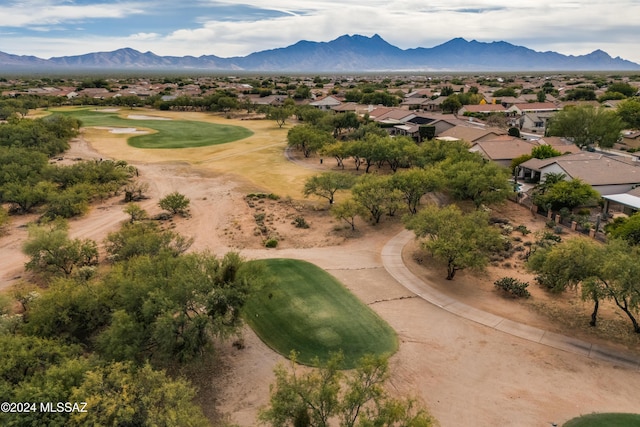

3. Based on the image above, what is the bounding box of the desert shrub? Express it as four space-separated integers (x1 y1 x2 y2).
264 238 278 248
494 277 531 298
515 224 531 235
545 220 556 229
267 193 280 200
158 192 190 216
293 216 310 229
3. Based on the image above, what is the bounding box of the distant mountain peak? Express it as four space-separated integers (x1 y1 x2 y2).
1 35 638 72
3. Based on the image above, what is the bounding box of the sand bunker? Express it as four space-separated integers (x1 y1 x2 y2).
92 126 149 134
128 114 171 120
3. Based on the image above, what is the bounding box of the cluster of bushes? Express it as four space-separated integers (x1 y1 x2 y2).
494 277 531 298
0 116 135 219
1 217 264 425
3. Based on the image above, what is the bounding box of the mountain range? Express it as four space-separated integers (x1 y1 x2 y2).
1 34 638 72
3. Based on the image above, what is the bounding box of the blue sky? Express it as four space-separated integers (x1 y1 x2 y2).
1 0 639 63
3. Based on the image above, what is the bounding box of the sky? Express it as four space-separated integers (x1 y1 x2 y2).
1 0 639 64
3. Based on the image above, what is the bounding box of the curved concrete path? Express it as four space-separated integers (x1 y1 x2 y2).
382 229 640 371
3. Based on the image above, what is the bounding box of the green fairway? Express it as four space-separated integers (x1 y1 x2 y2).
243 258 397 368
563 413 640 426
54 108 253 149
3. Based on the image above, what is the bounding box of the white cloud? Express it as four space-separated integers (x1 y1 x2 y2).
0 1 145 27
0 0 639 63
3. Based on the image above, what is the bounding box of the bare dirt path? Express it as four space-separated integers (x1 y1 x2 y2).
1 114 639 426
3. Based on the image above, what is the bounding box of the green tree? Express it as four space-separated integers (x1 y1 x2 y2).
287 124 334 158
23 221 98 277
104 221 193 262
295 105 328 125
440 96 462 114
380 136 419 172
440 158 512 208
605 212 640 245
599 240 640 333
158 191 190 216
616 98 640 129
527 237 605 325
508 127 521 137
418 125 436 141
404 204 503 280
531 178 599 211
564 87 596 101
606 82 637 98
267 106 293 128
21 276 112 344
415 140 473 167
390 168 442 214
331 199 366 231
303 172 357 205
547 105 624 149
70 362 209 427
330 111 360 138
43 185 90 219
1 181 54 214
320 141 351 169
98 251 260 364
0 335 92 427
531 145 562 159
260 352 434 427
351 174 395 223
123 203 148 223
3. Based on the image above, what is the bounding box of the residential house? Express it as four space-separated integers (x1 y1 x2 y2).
373 109 416 125
516 112 556 134
437 125 507 143
469 137 538 167
507 102 559 116
621 131 640 149
519 152 640 195
309 95 342 110
536 137 582 154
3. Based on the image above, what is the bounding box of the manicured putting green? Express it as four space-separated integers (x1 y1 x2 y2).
563 413 640 426
55 108 253 149
243 258 397 368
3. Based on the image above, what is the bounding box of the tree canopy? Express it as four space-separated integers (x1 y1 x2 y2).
260 352 434 427
547 105 624 149
303 172 357 205
404 205 503 280
531 177 599 212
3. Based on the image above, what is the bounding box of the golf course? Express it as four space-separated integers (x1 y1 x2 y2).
55 108 253 148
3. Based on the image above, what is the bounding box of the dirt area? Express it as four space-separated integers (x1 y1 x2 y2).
1 109 639 427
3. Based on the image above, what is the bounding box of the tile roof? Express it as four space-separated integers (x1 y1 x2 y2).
439 125 506 142
522 152 640 186
471 138 538 160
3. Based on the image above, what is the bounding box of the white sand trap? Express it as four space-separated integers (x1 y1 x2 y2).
110 127 149 134
128 114 172 120
97 108 120 112
93 126 148 134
